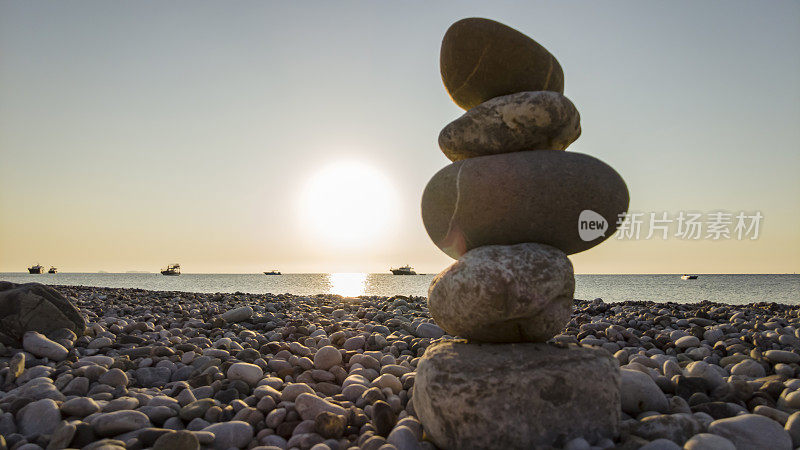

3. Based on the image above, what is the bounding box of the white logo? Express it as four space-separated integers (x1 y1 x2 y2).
578 210 608 241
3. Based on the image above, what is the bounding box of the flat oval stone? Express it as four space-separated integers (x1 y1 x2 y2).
421 150 629 257
428 243 574 342
441 17 564 110
439 91 580 161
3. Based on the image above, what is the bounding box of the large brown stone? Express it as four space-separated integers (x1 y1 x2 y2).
420 150 629 258
0 282 85 345
441 17 564 110
428 243 573 342
414 341 620 449
439 91 580 161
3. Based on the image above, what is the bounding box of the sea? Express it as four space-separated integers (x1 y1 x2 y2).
1 273 798 305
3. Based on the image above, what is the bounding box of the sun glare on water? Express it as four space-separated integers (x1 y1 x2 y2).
328 272 367 297
300 161 398 247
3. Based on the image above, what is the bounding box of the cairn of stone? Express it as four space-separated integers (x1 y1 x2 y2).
415 18 631 448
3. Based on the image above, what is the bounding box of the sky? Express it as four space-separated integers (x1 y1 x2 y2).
1 1 798 274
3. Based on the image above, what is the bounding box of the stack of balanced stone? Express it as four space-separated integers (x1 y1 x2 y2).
414 18 631 449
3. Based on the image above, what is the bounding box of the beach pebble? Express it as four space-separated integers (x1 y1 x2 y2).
414 341 619 448
414 323 445 339
785 411 800 447
203 421 254 449
387 425 420 450
282 383 315 401
639 439 681 450
294 392 347 421
22 331 68 361
674 336 700 349
227 362 263 385
153 430 200 450
315 411 347 439
17 398 61 436
221 306 253 323
683 433 736 450
439 91 580 161
708 414 791 450
703 328 724 343
61 397 101 417
627 413 702 444
685 361 724 389
49 421 78 449
730 359 765 378
428 243 573 342
421 150 629 258
563 437 590 450
62 376 90 396
88 336 113 349
93 410 151 436
373 373 403 394
98 368 129 387
135 366 171 388
343 335 366 350
440 17 563 110
620 369 669 415
765 350 800 364
314 346 343 370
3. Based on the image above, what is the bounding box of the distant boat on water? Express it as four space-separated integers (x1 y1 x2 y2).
28 264 44 274
48 267 57 274
264 270 281 275
681 274 698 280
391 265 417 275
161 264 181 276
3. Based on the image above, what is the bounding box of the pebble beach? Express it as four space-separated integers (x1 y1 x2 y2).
2 285 800 449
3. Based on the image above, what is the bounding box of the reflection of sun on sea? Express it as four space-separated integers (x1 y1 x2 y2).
328 272 367 297
299 161 398 248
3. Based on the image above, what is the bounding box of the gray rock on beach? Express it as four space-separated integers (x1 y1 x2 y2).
683 433 736 450
0 281 85 345
17 398 61 436
708 414 792 450
620 369 669 415
764 349 800 364
153 430 200 450
415 322 445 339
414 340 620 449
22 331 69 361
428 243 574 342
314 345 343 370
226 362 263 385
221 305 253 322
438 91 581 161
295 392 347 421
203 420 254 449
93 410 152 436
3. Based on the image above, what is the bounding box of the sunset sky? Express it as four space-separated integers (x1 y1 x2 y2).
1 1 798 274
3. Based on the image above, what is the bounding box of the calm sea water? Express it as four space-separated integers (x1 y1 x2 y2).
0 273 797 305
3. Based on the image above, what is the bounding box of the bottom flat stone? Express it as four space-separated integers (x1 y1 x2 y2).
414 341 620 449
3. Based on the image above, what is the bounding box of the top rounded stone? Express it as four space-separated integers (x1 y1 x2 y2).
441 17 564 110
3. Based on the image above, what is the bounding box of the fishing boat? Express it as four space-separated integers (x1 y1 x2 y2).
161 264 181 276
28 264 44 274
391 265 417 275
681 274 698 280
264 270 281 275
48 267 57 274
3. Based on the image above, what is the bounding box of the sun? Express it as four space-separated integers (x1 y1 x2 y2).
299 161 398 247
